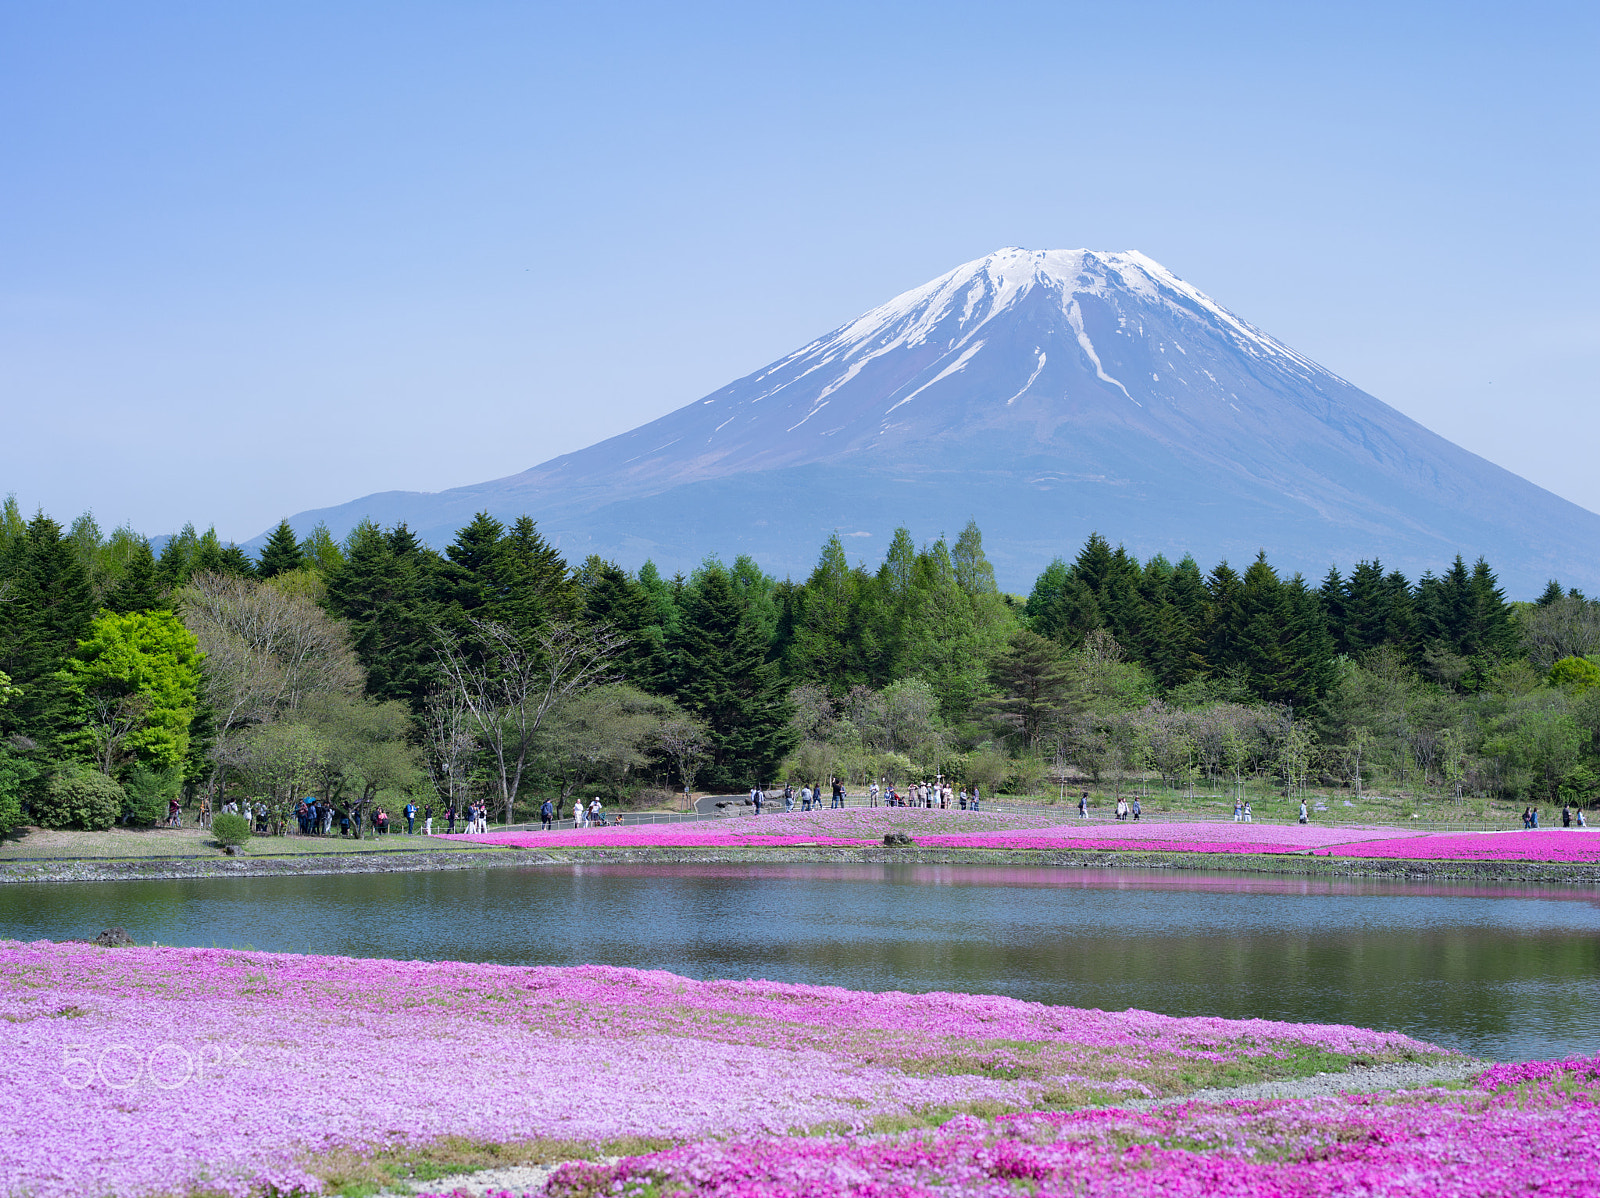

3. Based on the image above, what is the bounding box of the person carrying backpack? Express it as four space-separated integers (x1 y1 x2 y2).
541 799 554 831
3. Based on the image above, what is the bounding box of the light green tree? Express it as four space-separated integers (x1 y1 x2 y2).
62 610 203 776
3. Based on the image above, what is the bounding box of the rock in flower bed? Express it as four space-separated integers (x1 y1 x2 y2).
538 1055 1600 1198
0 941 1451 1197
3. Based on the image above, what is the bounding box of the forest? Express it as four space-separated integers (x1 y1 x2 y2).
3 492 1599 837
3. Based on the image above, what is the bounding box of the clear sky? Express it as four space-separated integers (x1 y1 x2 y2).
2 1 1596 545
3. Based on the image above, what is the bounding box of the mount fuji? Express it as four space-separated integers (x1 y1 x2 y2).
274 247 1600 594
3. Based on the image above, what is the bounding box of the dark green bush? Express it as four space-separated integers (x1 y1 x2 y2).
211 812 252 849
122 765 180 826
34 768 124 831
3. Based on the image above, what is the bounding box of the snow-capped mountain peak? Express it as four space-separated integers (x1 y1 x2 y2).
269 246 1600 595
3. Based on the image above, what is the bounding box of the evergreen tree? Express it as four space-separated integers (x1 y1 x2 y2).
894 538 991 720
156 523 199 591
1204 560 1246 672
323 520 434 707
105 539 167 614
1280 575 1337 708
1537 579 1565 607
1235 553 1290 701
496 515 577 631
786 534 870 692
0 514 97 756
666 564 794 788
951 520 998 598
256 519 306 579
1319 566 1348 652
192 528 227 576
577 555 662 686
217 543 257 577
985 628 1077 749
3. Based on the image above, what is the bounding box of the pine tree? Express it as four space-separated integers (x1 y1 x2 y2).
951 520 998 598
667 564 794 788
985 628 1077 749
1537 579 1565 607
324 520 434 707
1236 553 1291 701
578 556 661 686
192 528 227 576
1280 575 1337 708
0 514 97 756
786 534 869 692
256 519 306 579
1204 561 1246 672
105 539 168 614
217 544 257 577
496 515 577 632
156 524 199 591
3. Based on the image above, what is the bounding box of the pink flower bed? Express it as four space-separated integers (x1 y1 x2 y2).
539 1060 1600 1198
446 813 1422 856
447 812 1600 864
0 941 1448 1197
1326 829 1600 863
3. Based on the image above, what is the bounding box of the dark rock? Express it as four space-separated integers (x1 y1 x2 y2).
92 927 135 948
882 831 915 846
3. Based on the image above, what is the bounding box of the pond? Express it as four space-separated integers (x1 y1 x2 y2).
3 862 1597 1062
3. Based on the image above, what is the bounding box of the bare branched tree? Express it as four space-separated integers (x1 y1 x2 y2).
181 572 363 805
655 716 712 799
422 686 477 814
1519 596 1600 671
432 617 623 822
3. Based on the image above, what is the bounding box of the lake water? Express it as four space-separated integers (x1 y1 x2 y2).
3 862 1597 1062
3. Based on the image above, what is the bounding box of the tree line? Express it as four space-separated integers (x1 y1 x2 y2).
3 492 1599 837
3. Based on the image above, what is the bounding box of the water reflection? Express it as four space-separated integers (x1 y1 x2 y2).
1 862 1595 1061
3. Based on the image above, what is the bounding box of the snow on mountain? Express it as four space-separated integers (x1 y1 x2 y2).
266 248 1600 594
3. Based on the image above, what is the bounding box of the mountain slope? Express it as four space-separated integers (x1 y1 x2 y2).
273 248 1600 594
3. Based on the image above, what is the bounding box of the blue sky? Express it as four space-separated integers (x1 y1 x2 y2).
2 1 1596 544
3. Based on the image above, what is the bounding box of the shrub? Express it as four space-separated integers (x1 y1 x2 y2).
121 765 180 826
34 768 124 831
211 812 252 850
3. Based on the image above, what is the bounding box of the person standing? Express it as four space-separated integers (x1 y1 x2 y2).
405 801 417 835
1233 798 1244 823
754 786 764 815
541 798 554 831
783 785 794 813
423 805 433 836
1078 792 1088 819
1299 799 1309 825
1131 797 1141 821
800 784 811 812
1243 801 1253 823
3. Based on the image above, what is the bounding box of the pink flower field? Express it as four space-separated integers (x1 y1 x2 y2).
537 1055 1600 1198
1324 828 1600 864
444 808 1600 864
0 940 1452 1197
